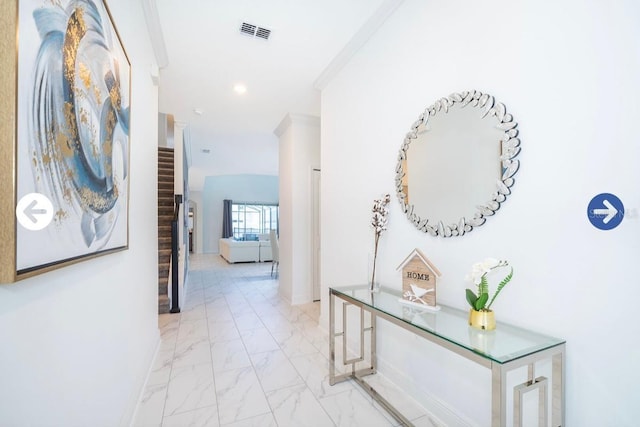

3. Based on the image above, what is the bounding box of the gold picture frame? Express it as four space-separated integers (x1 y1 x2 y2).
1 0 131 283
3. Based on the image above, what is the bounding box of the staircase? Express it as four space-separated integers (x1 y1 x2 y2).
158 147 174 314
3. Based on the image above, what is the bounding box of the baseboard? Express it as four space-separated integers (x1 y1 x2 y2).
375 357 478 427
334 324 477 426
122 330 161 427
323 298 479 426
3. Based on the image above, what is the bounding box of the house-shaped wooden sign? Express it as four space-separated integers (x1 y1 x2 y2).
397 248 442 311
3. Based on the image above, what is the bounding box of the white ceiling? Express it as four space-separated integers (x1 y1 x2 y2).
151 0 390 189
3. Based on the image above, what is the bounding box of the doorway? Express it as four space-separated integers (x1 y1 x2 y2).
312 168 321 301
188 201 196 253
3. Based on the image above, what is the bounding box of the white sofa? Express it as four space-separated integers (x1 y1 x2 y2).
219 236 273 263
219 238 260 263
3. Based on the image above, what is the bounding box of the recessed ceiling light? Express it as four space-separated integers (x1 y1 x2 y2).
193 108 204 115
233 84 247 95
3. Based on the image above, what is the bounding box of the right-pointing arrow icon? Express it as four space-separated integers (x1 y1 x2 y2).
593 199 618 224
24 199 48 224
587 193 624 231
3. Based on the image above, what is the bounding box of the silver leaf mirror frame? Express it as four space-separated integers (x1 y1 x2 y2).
395 90 521 237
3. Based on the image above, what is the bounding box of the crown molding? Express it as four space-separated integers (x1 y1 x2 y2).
274 113 320 137
314 0 404 90
141 0 169 68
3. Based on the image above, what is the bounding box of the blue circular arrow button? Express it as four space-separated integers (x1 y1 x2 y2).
587 193 624 230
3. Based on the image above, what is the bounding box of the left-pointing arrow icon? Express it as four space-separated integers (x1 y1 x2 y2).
24 199 48 223
16 193 54 231
593 199 618 224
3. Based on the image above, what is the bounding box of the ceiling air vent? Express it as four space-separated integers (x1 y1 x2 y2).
240 22 256 36
255 27 271 40
240 22 271 40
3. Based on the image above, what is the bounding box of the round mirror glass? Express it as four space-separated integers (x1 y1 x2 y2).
395 90 521 237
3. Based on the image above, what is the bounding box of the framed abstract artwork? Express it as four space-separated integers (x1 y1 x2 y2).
0 0 130 282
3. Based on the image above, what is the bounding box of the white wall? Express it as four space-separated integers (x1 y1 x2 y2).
0 1 160 425
201 174 279 253
188 132 279 192
321 0 640 425
275 114 321 305
172 122 187 307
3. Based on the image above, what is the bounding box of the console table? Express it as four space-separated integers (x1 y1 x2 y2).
329 285 565 427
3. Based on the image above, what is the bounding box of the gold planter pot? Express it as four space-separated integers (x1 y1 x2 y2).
468 309 496 330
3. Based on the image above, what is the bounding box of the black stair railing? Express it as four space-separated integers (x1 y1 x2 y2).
170 194 183 313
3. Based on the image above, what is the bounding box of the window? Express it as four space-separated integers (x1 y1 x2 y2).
232 203 278 240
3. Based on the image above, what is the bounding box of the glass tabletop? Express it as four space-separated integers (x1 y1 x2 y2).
331 285 565 364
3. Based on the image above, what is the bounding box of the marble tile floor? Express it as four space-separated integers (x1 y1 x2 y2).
133 254 442 427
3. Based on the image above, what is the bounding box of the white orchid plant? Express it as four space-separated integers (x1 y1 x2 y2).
370 194 391 289
465 258 513 312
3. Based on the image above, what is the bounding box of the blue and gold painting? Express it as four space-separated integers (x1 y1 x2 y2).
17 0 130 273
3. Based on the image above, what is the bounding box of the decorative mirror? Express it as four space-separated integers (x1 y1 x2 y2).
395 90 521 237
